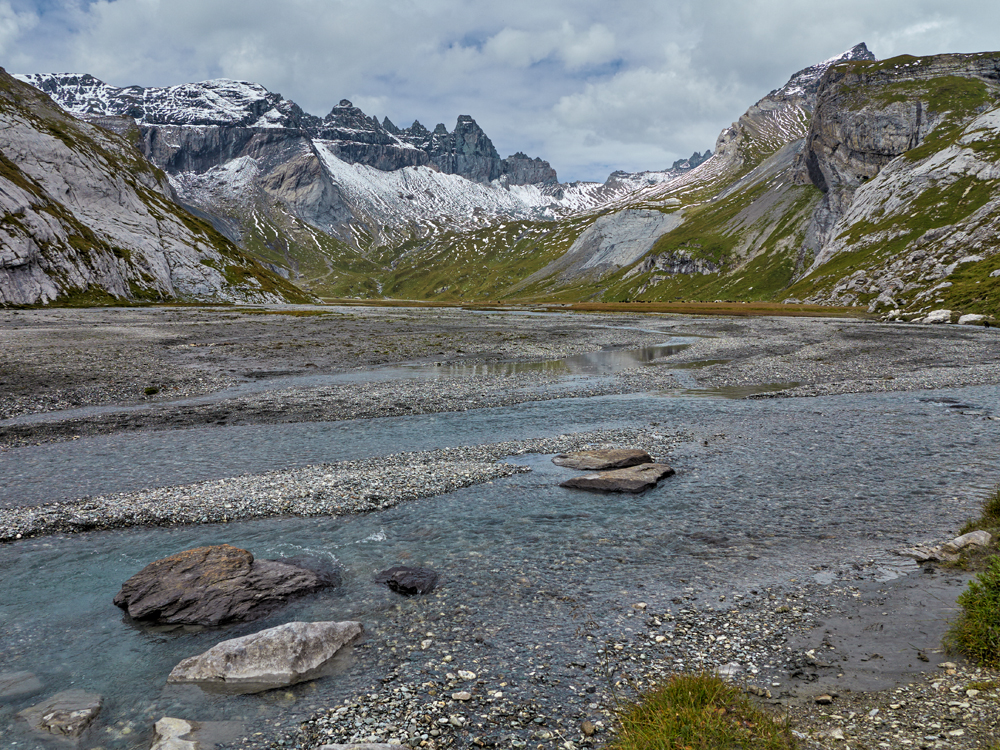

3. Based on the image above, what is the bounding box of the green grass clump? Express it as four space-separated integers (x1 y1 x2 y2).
611 673 796 750
945 555 1000 667
960 486 1000 536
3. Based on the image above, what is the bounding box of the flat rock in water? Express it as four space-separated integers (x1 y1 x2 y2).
151 717 245 750
167 620 362 692
560 463 675 493
17 689 102 738
0 670 42 699
113 545 337 626
551 449 652 470
320 746 400 750
375 566 439 595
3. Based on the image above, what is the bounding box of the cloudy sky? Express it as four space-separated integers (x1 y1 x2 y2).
2 1 998 181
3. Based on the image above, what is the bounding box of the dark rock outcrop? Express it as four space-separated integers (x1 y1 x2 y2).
552 449 653 470
113 544 337 626
375 566 439 595
502 152 559 186
670 150 712 171
560 464 675 493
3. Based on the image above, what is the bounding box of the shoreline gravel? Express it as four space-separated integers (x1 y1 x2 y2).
0 427 687 542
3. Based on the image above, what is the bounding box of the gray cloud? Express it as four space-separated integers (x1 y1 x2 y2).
4 0 999 181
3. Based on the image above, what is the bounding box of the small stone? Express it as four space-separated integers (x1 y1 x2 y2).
457 670 476 680
815 694 834 705
375 566 439 596
938 662 957 669
448 715 465 727
451 692 472 701
633 602 647 610
581 720 596 736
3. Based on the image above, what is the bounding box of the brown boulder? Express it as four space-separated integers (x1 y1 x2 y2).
552 449 652 470
113 545 337 626
559 463 675 493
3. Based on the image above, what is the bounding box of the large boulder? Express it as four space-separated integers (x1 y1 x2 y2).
167 620 363 692
552 449 652 470
375 566 439 595
560 463 675 493
113 545 338 626
17 689 102 738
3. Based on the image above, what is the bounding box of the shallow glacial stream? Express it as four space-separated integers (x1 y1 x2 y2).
1 371 998 748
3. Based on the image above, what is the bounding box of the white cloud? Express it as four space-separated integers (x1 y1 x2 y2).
0 0 36 57
5 0 1000 181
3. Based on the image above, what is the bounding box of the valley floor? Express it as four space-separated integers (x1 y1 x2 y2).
1 303 998 750
1 304 998 452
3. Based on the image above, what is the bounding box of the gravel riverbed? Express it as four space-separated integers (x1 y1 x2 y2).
0 428 687 541
2 304 999 750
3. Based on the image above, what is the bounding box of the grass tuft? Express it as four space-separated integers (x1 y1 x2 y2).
611 672 797 750
945 556 1000 668
960 486 1000 536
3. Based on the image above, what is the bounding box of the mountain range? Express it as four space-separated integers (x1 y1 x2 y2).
3 42 999 320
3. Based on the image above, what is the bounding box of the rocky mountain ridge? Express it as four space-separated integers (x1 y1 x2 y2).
11 43 999 319
14 74 555 186
0 68 307 306
570 48 1000 321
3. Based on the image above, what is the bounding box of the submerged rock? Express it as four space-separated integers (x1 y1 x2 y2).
17 689 102 738
151 717 200 750
167 620 363 692
559 463 675 493
150 717 245 750
375 566 439 595
551 449 652 470
0 670 42 699
113 544 337 626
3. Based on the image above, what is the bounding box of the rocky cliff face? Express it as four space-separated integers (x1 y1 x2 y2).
0 69 305 305
584 48 1000 320
786 52 1000 315
795 53 1000 254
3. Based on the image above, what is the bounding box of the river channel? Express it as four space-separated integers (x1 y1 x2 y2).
1 342 998 749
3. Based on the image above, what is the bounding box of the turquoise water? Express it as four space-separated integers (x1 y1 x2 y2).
1 385 998 748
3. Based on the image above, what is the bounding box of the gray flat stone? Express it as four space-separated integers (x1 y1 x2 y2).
552 449 652 470
167 620 363 693
559 463 675 493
